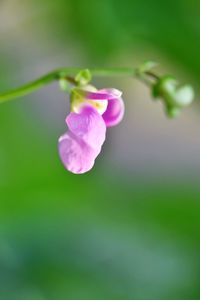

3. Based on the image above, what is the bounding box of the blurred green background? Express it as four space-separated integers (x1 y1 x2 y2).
1 0 200 299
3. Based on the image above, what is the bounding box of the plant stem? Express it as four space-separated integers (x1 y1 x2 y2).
0 67 154 104
0 68 76 104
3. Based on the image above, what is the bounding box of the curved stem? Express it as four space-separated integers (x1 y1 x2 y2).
0 68 77 104
0 67 152 104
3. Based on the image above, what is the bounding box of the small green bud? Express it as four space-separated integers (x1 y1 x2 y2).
59 78 70 92
165 105 181 118
152 76 174 98
173 85 194 107
152 75 194 118
75 69 92 86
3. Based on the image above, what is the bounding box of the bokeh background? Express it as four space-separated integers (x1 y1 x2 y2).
0 0 200 299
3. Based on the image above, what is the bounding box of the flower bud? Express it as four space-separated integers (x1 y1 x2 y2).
75 69 92 86
152 76 194 117
173 85 194 107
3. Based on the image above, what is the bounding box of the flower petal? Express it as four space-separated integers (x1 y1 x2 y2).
66 105 106 149
59 105 106 174
102 97 125 127
58 132 96 174
76 88 122 100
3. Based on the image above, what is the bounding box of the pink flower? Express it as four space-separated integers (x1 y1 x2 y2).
84 88 124 127
58 88 124 174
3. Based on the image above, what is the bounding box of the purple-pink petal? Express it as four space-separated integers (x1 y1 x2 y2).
79 87 125 127
66 105 106 150
75 88 122 101
102 97 125 127
58 105 106 174
58 133 97 174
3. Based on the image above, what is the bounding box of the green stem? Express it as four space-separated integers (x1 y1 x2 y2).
0 67 152 104
0 68 76 104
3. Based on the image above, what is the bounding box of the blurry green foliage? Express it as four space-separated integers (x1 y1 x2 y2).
30 0 200 76
0 0 200 299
